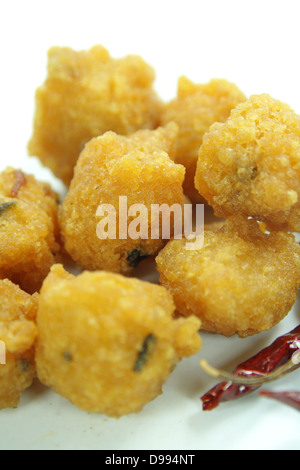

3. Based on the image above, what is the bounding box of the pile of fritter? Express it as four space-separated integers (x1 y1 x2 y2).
0 44 299 416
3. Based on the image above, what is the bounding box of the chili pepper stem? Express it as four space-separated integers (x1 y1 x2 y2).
200 356 300 386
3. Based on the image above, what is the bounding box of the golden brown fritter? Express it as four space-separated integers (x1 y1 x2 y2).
161 77 246 202
35 265 201 417
0 168 60 294
156 217 300 338
59 124 186 274
0 279 38 409
195 94 300 232
28 45 163 185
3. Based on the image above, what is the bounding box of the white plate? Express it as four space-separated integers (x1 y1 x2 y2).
1 0 300 450
1 290 299 450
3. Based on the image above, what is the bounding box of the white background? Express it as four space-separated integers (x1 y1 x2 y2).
0 0 299 450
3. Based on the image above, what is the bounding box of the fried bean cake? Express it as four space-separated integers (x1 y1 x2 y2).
59 124 185 274
35 265 201 416
0 279 38 409
0 167 60 294
195 94 300 232
156 217 300 338
161 77 246 202
28 45 163 185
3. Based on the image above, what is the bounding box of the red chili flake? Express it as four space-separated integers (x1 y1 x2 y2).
201 324 300 411
259 390 300 412
10 170 27 198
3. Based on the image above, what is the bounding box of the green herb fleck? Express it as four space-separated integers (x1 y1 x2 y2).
19 358 30 372
0 201 17 215
134 334 157 372
63 351 73 362
127 249 150 268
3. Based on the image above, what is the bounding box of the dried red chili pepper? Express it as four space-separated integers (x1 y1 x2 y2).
259 390 300 411
200 324 300 411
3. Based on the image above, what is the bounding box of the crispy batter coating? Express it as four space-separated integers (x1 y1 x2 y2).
161 77 246 202
0 167 60 294
195 94 300 231
0 279 38 409
35 265 201 417
28 45 163 185
156 217 300 338
59 124 185 274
